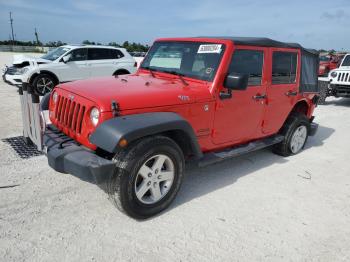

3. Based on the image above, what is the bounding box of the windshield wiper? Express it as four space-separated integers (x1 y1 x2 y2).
162 70 189 86
142 66 156 77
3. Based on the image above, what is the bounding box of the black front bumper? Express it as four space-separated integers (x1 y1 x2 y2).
330 84 350 97
44 125 115 184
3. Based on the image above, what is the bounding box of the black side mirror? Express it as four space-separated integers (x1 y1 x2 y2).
224 72 249 90
220 72 249 99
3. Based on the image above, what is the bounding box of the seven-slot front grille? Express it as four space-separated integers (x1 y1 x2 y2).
54 95 86 134
337 72 350 83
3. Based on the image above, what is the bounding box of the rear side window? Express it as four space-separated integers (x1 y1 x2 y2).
272 52 297 84
70 48 87 61
88 48 124 60
228 49 264 86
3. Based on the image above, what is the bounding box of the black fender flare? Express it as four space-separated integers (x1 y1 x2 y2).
90 112 203 158
40 93 51 110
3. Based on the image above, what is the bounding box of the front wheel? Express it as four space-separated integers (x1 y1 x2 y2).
107 136 185 219
32 74 56 95
273 113 310 157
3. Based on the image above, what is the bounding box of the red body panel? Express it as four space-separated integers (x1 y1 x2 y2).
49 37 317 153
318 55 342 76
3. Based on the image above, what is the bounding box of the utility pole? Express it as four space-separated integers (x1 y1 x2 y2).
9 12 15 45
35 28 40 45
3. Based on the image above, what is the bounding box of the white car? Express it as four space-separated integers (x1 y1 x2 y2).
2 45 137 94
319 54 350 103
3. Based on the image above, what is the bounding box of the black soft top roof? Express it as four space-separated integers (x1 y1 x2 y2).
197 36 318 56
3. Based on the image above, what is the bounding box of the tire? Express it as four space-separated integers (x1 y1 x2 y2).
107 136 185 219
272 113 310 157
32 74 56 95
318 81 328 105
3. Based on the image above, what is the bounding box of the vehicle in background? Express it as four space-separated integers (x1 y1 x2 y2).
129 51 147 57
319 54 350 103
41 37 319 219
318 54 343 76
2 45 137 95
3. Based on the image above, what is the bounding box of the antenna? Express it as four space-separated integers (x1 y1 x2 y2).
9 12 15 45
35 28 40 45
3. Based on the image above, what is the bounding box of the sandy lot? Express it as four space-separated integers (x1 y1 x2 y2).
0 52 349 262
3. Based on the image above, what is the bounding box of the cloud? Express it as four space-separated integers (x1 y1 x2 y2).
321 9 347 20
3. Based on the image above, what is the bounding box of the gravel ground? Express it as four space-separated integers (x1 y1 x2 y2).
0 52 350 262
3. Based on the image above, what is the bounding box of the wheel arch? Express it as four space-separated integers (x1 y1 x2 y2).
290 99 310 117
29 70 59 85
113 68 130 75
90 112 203 159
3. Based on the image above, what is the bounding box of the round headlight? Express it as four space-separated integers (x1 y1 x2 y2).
52 91 58 103
330 71 338 78
90 107 100 126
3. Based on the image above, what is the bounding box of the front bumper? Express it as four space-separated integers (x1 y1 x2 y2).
44 125 115 184
2 72 23 86
329 84 350 97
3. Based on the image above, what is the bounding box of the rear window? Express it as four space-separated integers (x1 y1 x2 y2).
272 52 297 84
88 48 124 60
228 49 264 86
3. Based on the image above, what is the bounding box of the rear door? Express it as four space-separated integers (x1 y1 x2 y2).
212 47 268 145
262 48 300 134
87 48 121 77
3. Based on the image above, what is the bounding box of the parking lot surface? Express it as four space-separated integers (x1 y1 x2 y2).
0 52 349 261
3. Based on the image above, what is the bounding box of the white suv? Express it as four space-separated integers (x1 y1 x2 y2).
319 54 350 103
2 45 137 94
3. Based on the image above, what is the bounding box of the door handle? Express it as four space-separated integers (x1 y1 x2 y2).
252 94 266 100
285 91 298 97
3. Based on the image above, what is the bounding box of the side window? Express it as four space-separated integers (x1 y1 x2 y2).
228 49 264 86
69 48 87 61
272 52 297 84
88 48 119 60
111 49 124 59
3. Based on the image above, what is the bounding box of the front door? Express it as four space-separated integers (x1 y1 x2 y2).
262 48 300 134
212 47 268 145
55 48 89 82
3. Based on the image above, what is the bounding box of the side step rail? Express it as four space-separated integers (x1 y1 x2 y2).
198 135 284 167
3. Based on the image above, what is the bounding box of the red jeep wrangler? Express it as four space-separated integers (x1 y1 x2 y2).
42 37 319 219
318 54 342 76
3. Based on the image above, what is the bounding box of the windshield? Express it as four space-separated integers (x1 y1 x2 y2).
140 41 225 81
341 55 350 67
319 56 330 62
41 47 71 61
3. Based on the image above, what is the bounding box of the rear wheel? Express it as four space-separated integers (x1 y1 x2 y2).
33 74 56 95
273 113 310 157
107 136 185 219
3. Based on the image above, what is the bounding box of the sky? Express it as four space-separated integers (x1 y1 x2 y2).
0 0 349 50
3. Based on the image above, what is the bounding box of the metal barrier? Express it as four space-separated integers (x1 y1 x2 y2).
18 83 44 151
